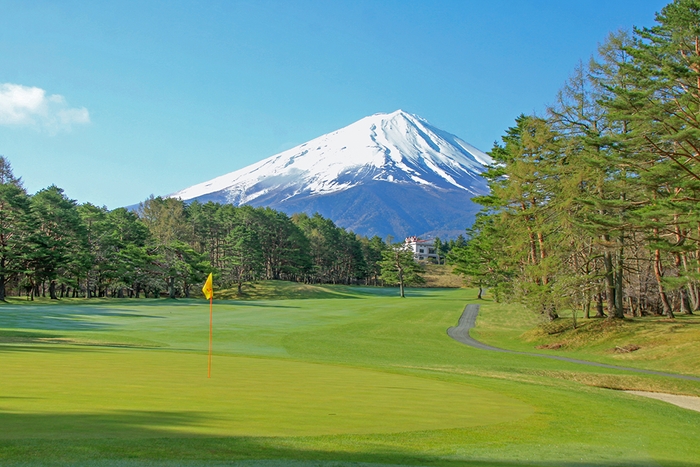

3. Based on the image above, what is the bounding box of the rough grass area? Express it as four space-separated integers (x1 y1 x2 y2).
214 265 463 300
472 293 700 385
1 285 699 466
419 263 463 288
215 280 366 300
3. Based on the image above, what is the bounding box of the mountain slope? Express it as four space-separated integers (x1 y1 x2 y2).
171 110 490 239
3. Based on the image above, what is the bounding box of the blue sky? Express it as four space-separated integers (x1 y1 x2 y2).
0 0 668 208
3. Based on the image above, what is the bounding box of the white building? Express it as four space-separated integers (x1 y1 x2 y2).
404 236 438 262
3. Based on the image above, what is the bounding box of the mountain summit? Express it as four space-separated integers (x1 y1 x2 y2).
171 110 491 239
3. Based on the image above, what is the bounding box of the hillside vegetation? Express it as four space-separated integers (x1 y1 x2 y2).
211 264 462 301
472 294 700 389
420 263 463 288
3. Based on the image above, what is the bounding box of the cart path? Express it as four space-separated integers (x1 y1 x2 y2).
447 304 700 382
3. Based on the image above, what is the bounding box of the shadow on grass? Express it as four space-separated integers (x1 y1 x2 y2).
0 344 100 354
0 327 165 354
0 304 172 336
109 299 304 310
0 410 213 443
1 439 698 467
0 411 697 467
1 284 460 305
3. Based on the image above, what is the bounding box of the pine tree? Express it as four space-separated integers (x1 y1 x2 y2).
448 215 513 301
475 115 565 319
360 236 386 286
0 157 31 301
224 206 264 294
603 2 700 316
379 244 425 298
546 34 640 319
26 186 86 300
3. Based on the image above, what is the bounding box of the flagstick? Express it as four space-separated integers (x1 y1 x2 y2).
208 296 213 378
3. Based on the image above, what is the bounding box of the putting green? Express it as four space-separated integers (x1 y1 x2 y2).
0 347 532 438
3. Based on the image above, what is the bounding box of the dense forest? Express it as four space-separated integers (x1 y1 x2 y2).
0 157 459 300
449 0 700 320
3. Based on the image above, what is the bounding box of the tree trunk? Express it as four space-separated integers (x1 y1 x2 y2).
595 293 605 318
522 203 538 267
679 288 692 315
528 231 537 266
603 249 616 317
169 277 176 299
678 249 699 311
671 220 693 315
653 245 673 318
0 274 5 301
614 244 624 318
690 283 700 311
477 286 483 300
627 296 637 317
537 231 548 285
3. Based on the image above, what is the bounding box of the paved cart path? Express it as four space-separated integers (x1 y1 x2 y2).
447 304 700 382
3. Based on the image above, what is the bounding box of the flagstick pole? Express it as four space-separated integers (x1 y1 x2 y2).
208 296 213 378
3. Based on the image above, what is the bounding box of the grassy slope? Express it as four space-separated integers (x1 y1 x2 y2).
213 266 463 300
0 286 699 466
214 280 372 300
420 264 464 288
471 297 700 384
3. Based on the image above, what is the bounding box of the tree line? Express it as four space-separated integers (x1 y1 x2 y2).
449 0 700 320
0 157 430 300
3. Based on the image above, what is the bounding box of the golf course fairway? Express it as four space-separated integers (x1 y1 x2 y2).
1 286 699 466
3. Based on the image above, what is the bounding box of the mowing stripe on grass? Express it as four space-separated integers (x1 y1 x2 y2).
448 304 700 382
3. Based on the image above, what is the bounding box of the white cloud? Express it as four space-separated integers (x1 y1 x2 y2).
0 83 90 132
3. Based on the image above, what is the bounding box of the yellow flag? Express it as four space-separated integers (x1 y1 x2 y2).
202 273 213 300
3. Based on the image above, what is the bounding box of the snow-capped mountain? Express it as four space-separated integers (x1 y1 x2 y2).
171 110 491 239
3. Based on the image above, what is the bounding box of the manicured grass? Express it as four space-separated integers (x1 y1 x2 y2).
1 286 699 466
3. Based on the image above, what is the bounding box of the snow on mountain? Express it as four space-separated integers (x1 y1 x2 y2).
171 110 491 205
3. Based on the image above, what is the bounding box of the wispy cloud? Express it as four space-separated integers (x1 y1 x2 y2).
0 83 90 132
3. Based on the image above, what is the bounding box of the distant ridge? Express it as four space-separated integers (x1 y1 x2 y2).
170 110 490 239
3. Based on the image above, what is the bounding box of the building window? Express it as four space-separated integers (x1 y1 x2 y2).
419 249 424 253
